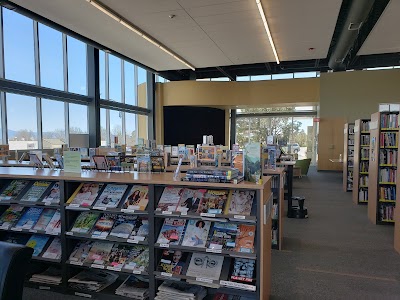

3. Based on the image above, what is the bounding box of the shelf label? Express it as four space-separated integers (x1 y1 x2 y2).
11 227 22 231
159 243 169 248
75 292 92 298
93 206 107 211
162 211 173 215
220 280 256 291
91 264 105 269
91 235 107 240
196 277 213 284
66 231 74 236
132 270 142 274
200 213 215 218
206 248 222 254
44 202 52 206
127 239 139 244
134 236 145 241
160 272 172 277
69 204 80 208
106 266 121 272
44 253 58 260
69 261 83 266
233 215 246 220
180 211 187 216
121 208 136 213
29 229 37 233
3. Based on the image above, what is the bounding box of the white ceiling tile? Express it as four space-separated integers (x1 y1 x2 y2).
184 1 256 18
177 0 242 9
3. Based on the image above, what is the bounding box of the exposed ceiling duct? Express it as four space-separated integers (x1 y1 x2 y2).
328 0 375 71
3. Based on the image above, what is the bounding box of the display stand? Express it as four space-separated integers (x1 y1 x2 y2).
276 161 295 217
343 123 355 192
0 167 272 300
352 119 370 204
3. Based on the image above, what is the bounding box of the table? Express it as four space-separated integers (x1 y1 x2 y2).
276 161 295 217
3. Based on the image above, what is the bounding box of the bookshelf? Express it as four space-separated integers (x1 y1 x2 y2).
394 145 400 253
368 112 398 225
352 119 370 204
0 168 272 300
343 123 355 192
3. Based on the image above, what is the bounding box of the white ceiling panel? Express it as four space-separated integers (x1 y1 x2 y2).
358 0 400 55
177 0 242 9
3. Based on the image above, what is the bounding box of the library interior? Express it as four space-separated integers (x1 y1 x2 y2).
0 1 400 300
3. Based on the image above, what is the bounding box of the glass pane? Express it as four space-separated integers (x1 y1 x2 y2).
294 72 317 78
196 78 211 81
237 76 250 81
109 54 122 102
42 99 66 148
125 113 137 146
3 9 35 84
100 108 107 146
137 67 147 108
110 110 123 144
272 73 293 80
211 77 229 81
67 36 87 95
124 61 136 105
69 103 88 133
7 93 38 150
38 24 63 90
251 75 271 81
99 50 106 99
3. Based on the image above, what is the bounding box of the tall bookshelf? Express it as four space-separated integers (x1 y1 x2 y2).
343 123 355 192
368 112 398 225
352 119 370 204
394 146 400 253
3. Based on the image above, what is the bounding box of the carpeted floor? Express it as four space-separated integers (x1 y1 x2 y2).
23 167 400 299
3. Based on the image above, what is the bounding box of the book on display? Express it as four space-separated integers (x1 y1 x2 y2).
196 190 229 214
181 219 211 248
186 252 224 280
224 190 255 215
244 142 261 183
42 182 61 204
26 234 50 256
90 213 116 238
20 181 52 202
69 241 93 264
44 210 61 234
207 222 238 251
0 205 24 229
0 180 30 202
234 224 255 253
156 187 182 212
109 214 138 239
32 208 56 231
41 237 62 260
106 243 132 269
70 211 100 234
67 183 104 207
176 188 207 214
229 258 256 284
13 207 44 230
84 241 114 265
157 249 187 275
156 218 186 245
93 184 129 209
129 218 149 242
122 185 149 211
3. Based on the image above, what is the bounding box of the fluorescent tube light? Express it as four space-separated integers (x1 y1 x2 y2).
87 0 120 22
256 0 280 64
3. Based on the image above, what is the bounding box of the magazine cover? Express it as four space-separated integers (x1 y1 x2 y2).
176 188 207 213
32 208 56 231
158 281 206 298
26 234 50 257
84 241 114 265
156 187 182 212
231 151 244 176
157 249 187 275
129 218 149 241
42 237 62 260
69 241 93 263
186 252 224 280
0 180 30 201
67 183 104 207
106 244 131 269
198 146 216 162
0 205 24 229
90 214 116 237
3 233 30 245
20 181 51 202
122 185 149 211
70 211 100 234
207 222 238 251
42 182 61 204
137 155 151 172
244 142 261 183
234 224 255 253
156 218 186 245
116 275 149 296
229 258 255 284
14 207 44 230
109 215 137 239
93 184 129 209
151 156 165 172
224 190 255 215
181 220 211 248
123 246 149 272
196 190 229 214
45 210 61 234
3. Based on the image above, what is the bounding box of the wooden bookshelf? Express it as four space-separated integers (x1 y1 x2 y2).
352 119 370 204
343 123 355 192
368 112 398 225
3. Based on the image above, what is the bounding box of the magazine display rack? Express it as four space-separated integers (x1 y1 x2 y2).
0 167 272 300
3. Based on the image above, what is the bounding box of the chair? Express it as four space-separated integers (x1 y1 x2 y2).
294 158 311 177
0 241 33 300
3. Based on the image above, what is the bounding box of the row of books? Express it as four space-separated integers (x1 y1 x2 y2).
361 121 370 132
379 204 395 222
379 168 396 183
157 218 255 253
29 266 62 286
358 189 368 201
380 149 397 165
360 148 369 159
0 180 60 204
380 132 398 147
348 149 354 157
348 124 355 134
380 113 399 128
360 161 369 173
379 186 396 200
361 135 370 145
272 203 279 220
271 225 278 246
0 206 60 234
181 167 241 184
348 159 354 168
360 175 369 186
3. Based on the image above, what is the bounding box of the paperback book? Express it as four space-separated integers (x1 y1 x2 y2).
123 246 149 272
196 190 229 214
224 190 255 216
70 211 100 234
244 143 261 183
156 187 183 212
84 241 114 265
67 183 104 207
44 210 61 234
109 214 138 239
32 208 56 231
106 244 131 269
26 234 50 256
181 219 211 248
122 185 149 211
234 224 255 253
14 207 44 230
0 205 24 229
41 237 62 260
69 241 94 263
90 213 116 238
93 184 129 209
186 252 224 280
229 258 255 284
156 218 186 245
42 182 61 204
0 180 30 202
157 249 187 275
207 222 238 251
176 188 207 214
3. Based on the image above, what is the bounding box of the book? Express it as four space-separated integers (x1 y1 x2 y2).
196 190 229 214
93 155 109 170
20 181 52 202
69 241 94 263
0 205 24 229
207 222 238 251
156 218 186 245
229 258 255 284
224 190 255 215
157 249 187 275
26 234 50 256
84 241 114 265
129 218 149 242
122 185 149 211
0 180 30 202
93 184 128 209
70 211 100 234
42 237 62 260
151 156 165 172
234 224 256 253
231 151 244 176
176 188 207 214
181 219 211 248
90 213 116 238
32 208 56 231
44 210 61 234
123 246 149 272
137 154 151 172
42 182 61 204
186 252 224 280
156 187 183 212
244 143 261 183
106 244 132 269
67 183 104 207
13 207 44 230
29 266 62 285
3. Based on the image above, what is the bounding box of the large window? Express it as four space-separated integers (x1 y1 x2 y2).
67 36 87 95
100 108 107 146
124 61 136 105
137 67 147 108
99 50 106 98
125 113 137 145
69 104 88 134
110 109 123 144
42 99 66 148
108 54 122 102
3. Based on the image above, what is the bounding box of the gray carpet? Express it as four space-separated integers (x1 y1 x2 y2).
23 167 400 299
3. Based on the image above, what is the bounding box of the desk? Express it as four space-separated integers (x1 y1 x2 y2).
276 161 295 217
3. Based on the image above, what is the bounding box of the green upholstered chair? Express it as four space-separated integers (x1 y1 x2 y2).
294 158 311 177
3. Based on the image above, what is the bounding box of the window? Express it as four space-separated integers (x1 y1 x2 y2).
67 36 87 95
99 50 106 99
100 108 107 146
42 99 66 148
196 78 211 81
211 77 230 81
38 24 64 90
125 113 137 145
137 67 147 108
294 72 317 78
237 76 250 81
110 109 123 144
109 54 122 102
124 61 136 105
251 75 271 81
3 9 35 84
272 73 293 80
69 103 88 133
6 93 38 150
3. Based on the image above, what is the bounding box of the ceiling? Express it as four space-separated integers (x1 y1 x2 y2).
6 0 400 79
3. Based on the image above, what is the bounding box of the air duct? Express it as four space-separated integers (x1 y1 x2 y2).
328 0 375 71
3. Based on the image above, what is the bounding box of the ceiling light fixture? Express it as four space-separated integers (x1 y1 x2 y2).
255 0 280 64
86 0 195 70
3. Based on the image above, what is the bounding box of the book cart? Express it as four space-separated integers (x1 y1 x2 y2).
343 123 355 192
0 167 273 300
352 119 370 204
368 112 398 225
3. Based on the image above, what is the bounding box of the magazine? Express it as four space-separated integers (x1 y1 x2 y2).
137 155 151 172
109 215 137 239
122 185 149 211
106 244 131 269
90 213 116 238
93 184 129 209
115 275 149 299
156 187 182 212
157 281 207 298
231 151 244 176
207 222 238 251
42 182 61 204
0 180 30 201
84 241 114 265
129 218 149 242
32 208 56 231
229 258 255 284
186 252 224 280
181 219 211 248
123 246 149 272
234 224 255 253
157 249 187 275
3 233 30 245
70 211 100 234
69 241 93 263
68 269 118 292
44 210 61 234
67 183 104 207
13 207 44 230
0 205 24 229
156 218 186 245
196 190 229 214
26 234 50 257
42 237 62 260
224 190 255 215
176 188 207 214
244 142 261 183
20 181 51 202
